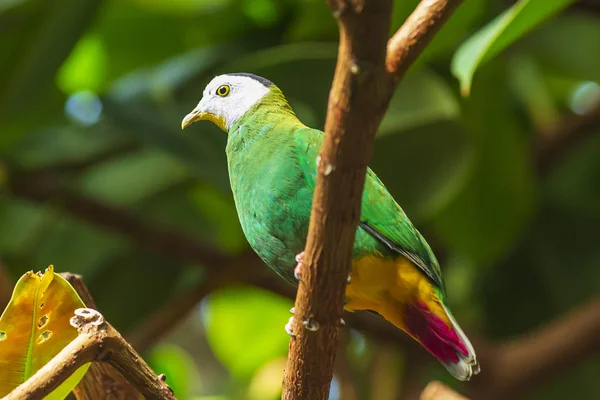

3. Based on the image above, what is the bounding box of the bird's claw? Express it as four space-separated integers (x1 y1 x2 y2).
294 252 351 284
294 251 305 280
285 316 295 337
303 316 320 331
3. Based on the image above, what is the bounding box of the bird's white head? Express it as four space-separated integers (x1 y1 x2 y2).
181 73 272 132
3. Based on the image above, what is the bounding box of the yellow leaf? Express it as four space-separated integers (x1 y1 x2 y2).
0 266 90 399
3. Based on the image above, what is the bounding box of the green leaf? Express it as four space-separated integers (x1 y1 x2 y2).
203 286 292 379
451 0 575 96
0 266 90 398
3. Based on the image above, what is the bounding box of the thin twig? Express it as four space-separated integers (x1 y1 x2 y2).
4 309 175 400
387 0 464 82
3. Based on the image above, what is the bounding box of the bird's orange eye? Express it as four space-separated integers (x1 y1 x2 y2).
216 85 230 97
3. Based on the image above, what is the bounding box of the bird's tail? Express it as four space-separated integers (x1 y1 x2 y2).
403 297 480 381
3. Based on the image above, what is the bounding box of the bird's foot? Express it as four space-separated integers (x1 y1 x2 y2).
303 316 320 331
285 316 295 337
285 310 344 336
294 251 304 280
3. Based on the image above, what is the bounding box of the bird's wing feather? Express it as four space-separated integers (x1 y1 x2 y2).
294 127 445 292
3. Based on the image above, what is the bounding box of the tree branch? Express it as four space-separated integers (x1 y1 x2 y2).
60 273 142 400
282 1 394 397
5 308 175 400
282 1 464 398
387 0 464 82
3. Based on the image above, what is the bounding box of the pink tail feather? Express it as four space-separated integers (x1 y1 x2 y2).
405 300 479 381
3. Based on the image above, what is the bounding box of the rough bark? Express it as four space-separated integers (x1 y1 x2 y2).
281 1 394 398
60 273 142 400
281 0 466 398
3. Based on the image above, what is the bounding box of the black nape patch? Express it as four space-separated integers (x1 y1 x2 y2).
227 72 274 88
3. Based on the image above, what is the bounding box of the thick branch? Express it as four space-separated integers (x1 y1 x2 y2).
282 0 464 398
5 309 175 400
282 1 394 398
60 273 141 400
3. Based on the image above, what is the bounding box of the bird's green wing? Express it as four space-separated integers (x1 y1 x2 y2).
294 127 445 292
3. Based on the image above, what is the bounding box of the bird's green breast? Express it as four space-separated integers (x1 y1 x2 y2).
225 117 392 283
226 110 314 283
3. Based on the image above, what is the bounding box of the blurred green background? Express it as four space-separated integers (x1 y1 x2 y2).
0 0 599 399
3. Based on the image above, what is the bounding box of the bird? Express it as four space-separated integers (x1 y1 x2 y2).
181 73 479 381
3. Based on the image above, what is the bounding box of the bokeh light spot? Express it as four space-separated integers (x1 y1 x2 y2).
65 91 103 126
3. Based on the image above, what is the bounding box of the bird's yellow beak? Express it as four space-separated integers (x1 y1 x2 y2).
181 108 205 130
181 107 227 131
